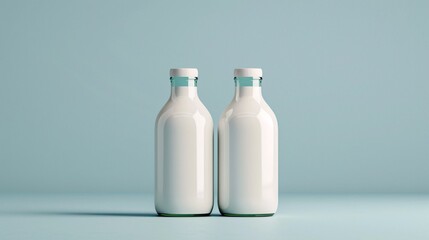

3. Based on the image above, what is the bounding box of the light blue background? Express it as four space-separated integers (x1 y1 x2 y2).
0 0 428 194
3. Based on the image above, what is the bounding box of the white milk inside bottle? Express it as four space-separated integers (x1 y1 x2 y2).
155 68 213 216
218 68 278 216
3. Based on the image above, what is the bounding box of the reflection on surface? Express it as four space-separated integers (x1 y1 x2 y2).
1 210 158 217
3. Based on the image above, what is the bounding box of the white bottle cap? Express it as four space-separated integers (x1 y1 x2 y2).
170 68 198 78
234 68 263 78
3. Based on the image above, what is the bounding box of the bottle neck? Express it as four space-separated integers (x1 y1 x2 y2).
170 77 198 99
234 77 263 100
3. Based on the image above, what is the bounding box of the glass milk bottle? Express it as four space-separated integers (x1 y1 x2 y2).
155 68 213 216
218 68 278 216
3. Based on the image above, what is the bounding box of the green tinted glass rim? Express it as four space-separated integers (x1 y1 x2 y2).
170 76 197 87
221 213 274 217
234 77 262 87
158 213 211 217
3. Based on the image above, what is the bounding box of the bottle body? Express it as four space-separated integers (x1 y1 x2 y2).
155 73 213 216
218 72 278 216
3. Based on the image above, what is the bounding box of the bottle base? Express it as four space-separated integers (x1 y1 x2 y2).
157 212 211 217
221 213 275 217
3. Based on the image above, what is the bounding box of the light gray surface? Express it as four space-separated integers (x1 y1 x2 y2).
1 194 428 240
1 0 429 194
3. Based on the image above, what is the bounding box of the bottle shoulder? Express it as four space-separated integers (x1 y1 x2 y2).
156 97 213 125
220 98 276 117
219 98 277 126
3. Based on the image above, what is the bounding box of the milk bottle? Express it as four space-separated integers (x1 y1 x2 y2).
155 68 213 216
218 68 278 216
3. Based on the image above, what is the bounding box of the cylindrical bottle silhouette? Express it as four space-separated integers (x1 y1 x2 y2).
155 68 213 216
218 68 278 216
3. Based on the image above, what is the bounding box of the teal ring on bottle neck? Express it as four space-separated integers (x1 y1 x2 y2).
170 76 198 87
234 77 262 87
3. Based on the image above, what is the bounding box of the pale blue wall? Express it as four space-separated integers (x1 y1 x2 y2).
1 0 428 193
